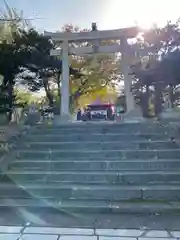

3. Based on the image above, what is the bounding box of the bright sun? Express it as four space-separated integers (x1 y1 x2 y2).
102 0 180 30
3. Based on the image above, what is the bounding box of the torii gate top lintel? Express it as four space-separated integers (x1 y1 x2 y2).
44 24 140 42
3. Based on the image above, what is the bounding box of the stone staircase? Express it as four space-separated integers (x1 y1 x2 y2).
1 121 180 214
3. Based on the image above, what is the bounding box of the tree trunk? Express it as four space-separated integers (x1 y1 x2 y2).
8 82 13 122
56 74 61 115
169 84 174 108
43 79 54 106
154 83 163 117
141 85 149 118
69 94 79 114
3 72 14 123
57 74 61 100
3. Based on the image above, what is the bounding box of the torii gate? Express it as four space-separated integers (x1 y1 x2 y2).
44 23 145 120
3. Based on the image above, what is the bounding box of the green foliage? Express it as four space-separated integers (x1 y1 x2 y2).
14 89 33 105
15 24 119 111
0 6 118 114
0 26 80 117
132 21 180 87
130 21 180 116
0 91 8 113
0 85 16 113
0 0 30 43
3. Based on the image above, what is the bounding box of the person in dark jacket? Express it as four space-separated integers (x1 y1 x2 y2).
86 107 91 120
77 108 82 121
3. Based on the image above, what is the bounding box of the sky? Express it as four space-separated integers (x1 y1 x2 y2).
1 0 180 32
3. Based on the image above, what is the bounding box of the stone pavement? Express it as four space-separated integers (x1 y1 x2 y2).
1 226 180 239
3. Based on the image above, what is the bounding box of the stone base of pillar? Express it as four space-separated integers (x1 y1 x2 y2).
53 114 72 125
123 106 144 123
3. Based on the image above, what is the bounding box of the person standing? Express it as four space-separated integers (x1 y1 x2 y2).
77 108 82 121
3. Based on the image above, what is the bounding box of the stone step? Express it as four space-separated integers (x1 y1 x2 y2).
10 159 180 171
20 141 179 151
31 127 166 135
0 183 179 201
4 170 180 185
24 133 169 142
34 122 166 129
15 149 180 160
0 198 179 214
36 122 163 129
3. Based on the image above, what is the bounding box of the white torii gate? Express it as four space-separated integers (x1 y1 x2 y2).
44 23 144 120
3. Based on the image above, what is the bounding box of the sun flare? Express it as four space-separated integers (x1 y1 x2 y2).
102 0 180 30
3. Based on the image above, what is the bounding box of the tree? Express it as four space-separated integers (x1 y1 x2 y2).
15 27 83 109
77 86 117 107
15 89 34 105
18 24 119 113
62 24 119 110
131 20 180 117
70 54 118 108
0 0 30 43
0 1 29 121
0 26 83 120
0 1 85 121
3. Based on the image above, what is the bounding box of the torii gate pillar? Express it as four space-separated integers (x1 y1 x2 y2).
123 67 135 113
60 40 70 120
121 38 135 115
